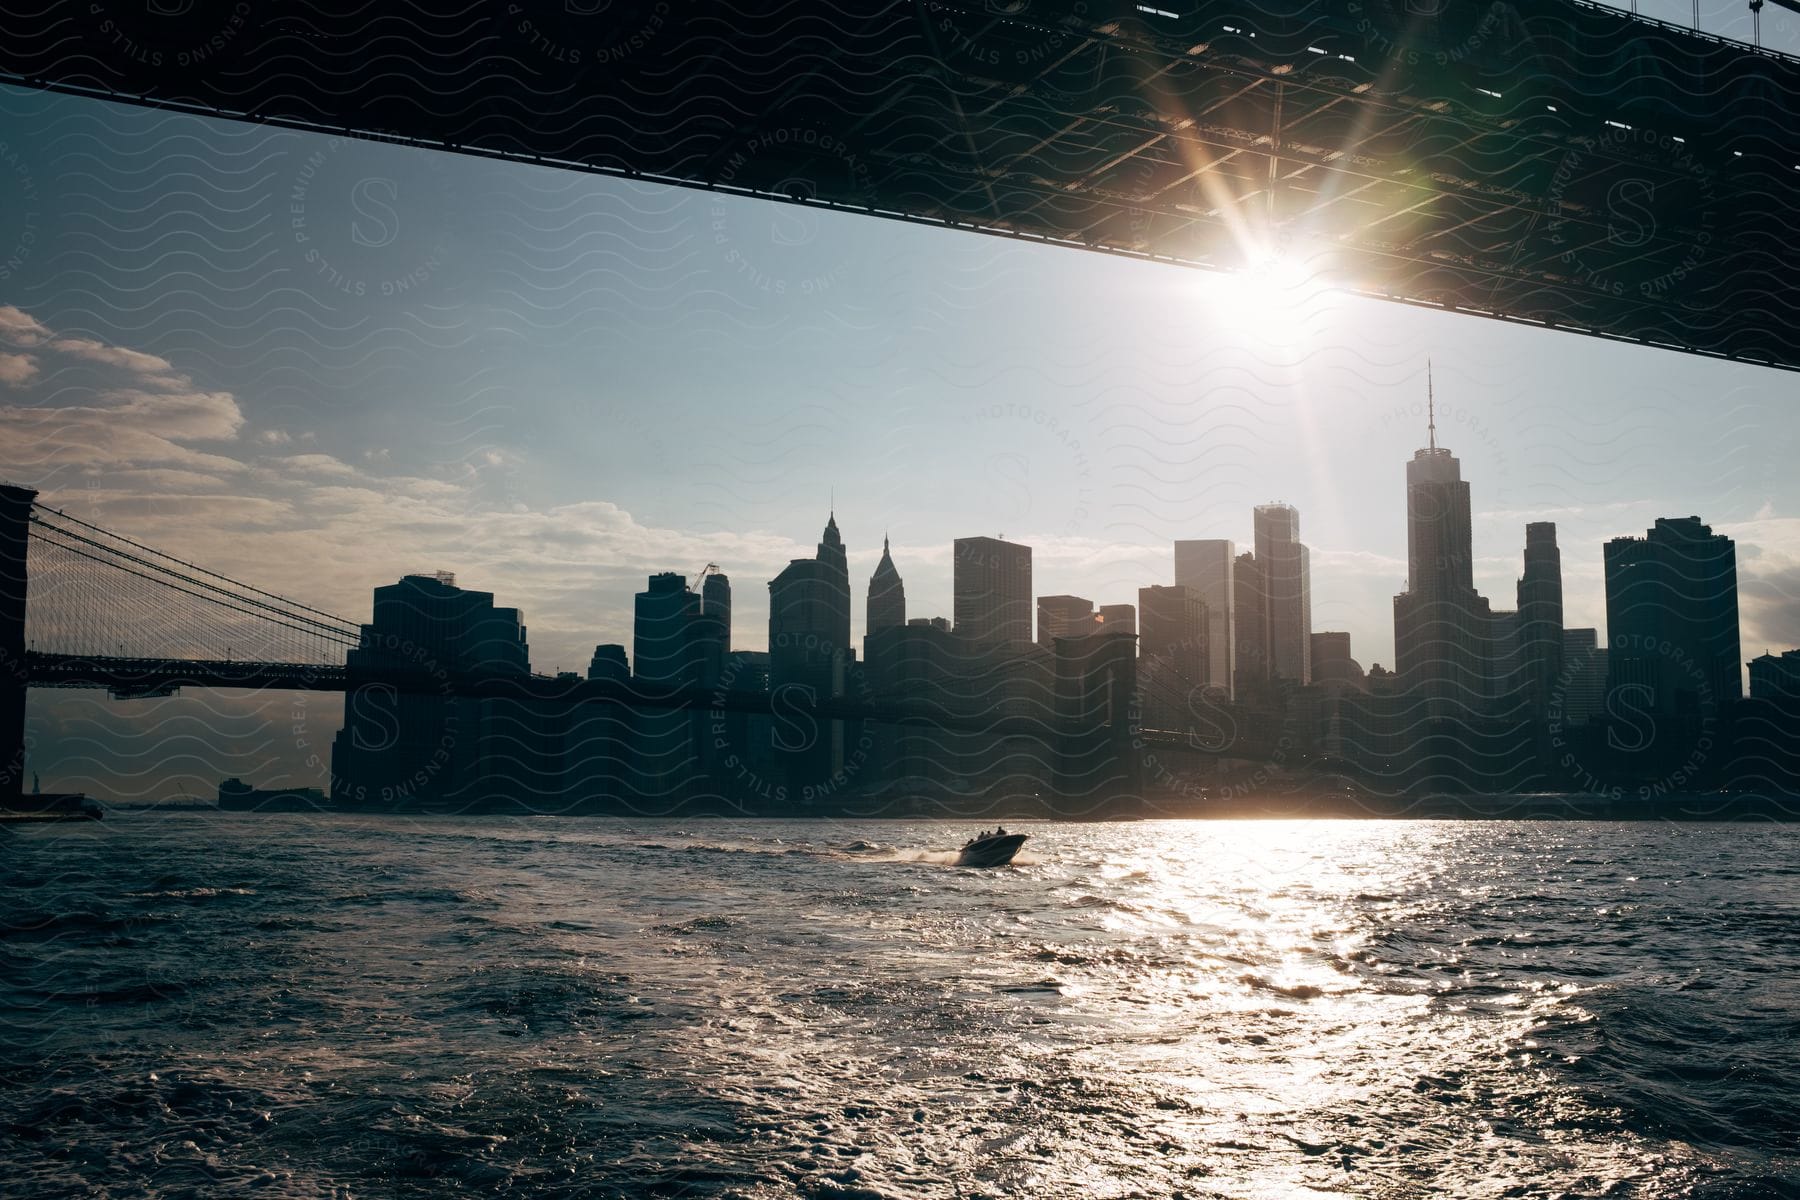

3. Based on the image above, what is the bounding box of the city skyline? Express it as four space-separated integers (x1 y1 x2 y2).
0 83 1796 691
5 375 1790 680
4 81 1800 805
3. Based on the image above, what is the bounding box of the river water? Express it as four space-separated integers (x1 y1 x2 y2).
3 815 1797 1198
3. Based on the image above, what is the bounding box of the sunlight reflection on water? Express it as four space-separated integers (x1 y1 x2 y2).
3 816 1796 1198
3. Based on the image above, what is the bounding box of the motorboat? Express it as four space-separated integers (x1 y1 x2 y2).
955 830 1027 867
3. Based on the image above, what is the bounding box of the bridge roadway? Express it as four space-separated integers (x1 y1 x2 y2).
22 651 1275 758
2 1 1796 369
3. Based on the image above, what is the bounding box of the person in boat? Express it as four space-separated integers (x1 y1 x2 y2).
995 826 1007 836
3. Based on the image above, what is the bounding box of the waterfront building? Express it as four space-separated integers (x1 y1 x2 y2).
954 536 1032 646
1254 504 1311 683
1037 594 1097 647
866 535 906 635
1604 516 1742 713
1174 539 1235 697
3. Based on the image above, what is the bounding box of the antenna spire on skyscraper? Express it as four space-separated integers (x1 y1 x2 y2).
1427 358 1437 451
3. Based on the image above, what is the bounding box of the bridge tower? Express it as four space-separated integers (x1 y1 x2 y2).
0 483 34 798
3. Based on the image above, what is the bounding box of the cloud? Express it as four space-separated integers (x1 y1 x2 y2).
0 389 246 474
49 336 177 376
266 453 359 479
1720 515 1800 654
0 353 36 385
0 306 50 346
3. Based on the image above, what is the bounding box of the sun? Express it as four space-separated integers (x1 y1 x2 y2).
1211 247 1340 352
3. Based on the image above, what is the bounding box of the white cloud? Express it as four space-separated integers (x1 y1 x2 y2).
0 389 246 475
0 306 50 346
0 353 36 385
49 336 177 377
266 453 359 479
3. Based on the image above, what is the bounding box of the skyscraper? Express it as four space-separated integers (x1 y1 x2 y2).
1515 522 1564 712
1559 628 1609 724
1254 503 1311 683
770 517 854 676
634 572 698 684
1174 539 1235 697
1138 585 1207 686
693 570 730 688
331 572 531 808
1392 369 1493 702
769 515 857 792
954 536 1032 645
1234 550 1269 696
1037 595 1097 647
1604 516 1741 713
866 535 906 634
817 512 851 656
587 643 629 682
703 570 732 651
1310 631 1363 687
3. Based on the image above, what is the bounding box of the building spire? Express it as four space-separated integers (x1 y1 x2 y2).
1427 358 1437 451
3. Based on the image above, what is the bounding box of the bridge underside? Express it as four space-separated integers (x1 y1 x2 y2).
4 0 1797 369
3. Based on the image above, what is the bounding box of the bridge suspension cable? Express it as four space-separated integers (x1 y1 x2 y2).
24 503 361 667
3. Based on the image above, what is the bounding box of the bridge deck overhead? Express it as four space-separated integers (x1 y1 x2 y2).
3 0 1796 368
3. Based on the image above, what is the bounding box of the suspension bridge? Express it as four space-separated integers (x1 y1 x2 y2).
3 0 1798 369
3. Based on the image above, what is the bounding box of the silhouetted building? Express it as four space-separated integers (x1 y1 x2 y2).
1604 516 1741 713
769 513 856 797
1392 379 1493 704
693 570 729 688
1558 628 1608 724
1750 649 1800 699
954 536 1031 646
1310 632 1364 688
1234 550 1270 696
1097 603 1136 639
1174 538 1234 697
1138 585 1207 730
863 621 960 792
1254 504 1311 683
703 570 732 651
1138 586 1206 679
633 570 726 800
331 572 532 809
1037 594 1097 647
816 513 851 654
866 535 906 634
568 645 634 811
1516 522 1564 713
635 572 698 684
587 643 629 683
1051 633 1140 814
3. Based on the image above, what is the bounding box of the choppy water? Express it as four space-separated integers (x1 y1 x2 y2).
3 815 1798 1199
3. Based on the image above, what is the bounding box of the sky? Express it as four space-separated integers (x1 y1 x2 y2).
1 17 1797 797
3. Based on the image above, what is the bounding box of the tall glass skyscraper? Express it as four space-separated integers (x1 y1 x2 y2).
1604 516 1741 714
1253 503 1311 684
953 536 1032 646
1174 538 1234 696
1392 377 1492 703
